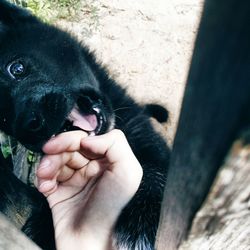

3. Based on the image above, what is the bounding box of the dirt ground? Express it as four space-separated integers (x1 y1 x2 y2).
58 0 205 144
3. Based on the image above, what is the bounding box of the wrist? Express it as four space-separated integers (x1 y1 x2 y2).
55 228 114 250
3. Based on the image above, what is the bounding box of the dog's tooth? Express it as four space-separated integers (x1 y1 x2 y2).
89 131 95 136
93 107 101 114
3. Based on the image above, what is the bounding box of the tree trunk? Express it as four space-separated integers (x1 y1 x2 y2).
180 136 250 250
156 0 250 249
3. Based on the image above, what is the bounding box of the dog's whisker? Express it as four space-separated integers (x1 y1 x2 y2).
114 114 124 122
113 106 132 112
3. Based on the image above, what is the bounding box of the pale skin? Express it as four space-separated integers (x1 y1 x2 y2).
36 129 143 250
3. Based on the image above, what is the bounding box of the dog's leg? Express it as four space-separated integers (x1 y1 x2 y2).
113 116 170 250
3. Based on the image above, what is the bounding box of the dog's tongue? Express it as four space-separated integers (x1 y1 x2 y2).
68 108 98 132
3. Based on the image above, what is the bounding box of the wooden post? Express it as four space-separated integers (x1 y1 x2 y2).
156 0 250 249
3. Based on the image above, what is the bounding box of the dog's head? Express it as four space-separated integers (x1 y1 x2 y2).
0 1 114 152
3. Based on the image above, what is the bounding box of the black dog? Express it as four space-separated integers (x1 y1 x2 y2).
0 1 170 249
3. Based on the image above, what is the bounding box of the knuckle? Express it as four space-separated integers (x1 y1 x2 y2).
67 151 77 165
111 129 126 140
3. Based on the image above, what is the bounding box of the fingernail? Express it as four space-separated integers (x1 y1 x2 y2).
39 181 54 192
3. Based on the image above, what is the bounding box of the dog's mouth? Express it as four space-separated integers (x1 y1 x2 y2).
13 93 114 153
59 105 106 136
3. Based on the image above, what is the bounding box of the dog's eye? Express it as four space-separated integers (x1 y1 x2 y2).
7 61 26 79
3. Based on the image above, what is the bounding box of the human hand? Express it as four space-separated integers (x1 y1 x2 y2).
36 129 143 250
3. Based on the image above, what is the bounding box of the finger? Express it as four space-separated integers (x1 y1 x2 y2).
58 160 104 186
81 130 142 191
80 129 135 162
56 165 74 182
38 159 103 189
82 160 105 179
37 162 74 188
36 178 58 196
43 130 88 154
37 151 89 179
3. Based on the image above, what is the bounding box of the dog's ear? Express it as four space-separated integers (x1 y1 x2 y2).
0 0 37 27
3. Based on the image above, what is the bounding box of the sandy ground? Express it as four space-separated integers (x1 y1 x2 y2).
58 0 205 144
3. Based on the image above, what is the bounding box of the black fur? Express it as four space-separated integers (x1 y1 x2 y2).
144 104 168 123
0 1 170 249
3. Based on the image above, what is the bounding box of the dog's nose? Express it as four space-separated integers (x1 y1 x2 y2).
24 113 44 133
14 111 48 150
13 92 72 151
